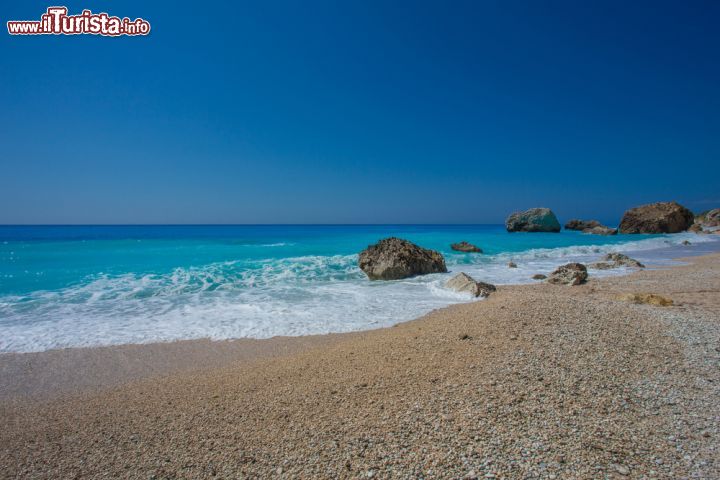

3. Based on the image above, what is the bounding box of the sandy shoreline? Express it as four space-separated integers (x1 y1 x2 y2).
2 253 720 478
0 332 357 401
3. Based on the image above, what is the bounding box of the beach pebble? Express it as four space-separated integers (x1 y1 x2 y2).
612 463 630 475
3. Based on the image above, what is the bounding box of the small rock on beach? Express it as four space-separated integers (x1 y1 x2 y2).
547 263 588 285
589 253 645 270
446 273 496 297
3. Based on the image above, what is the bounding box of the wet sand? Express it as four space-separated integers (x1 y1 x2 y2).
1 254 720 478
0 332 355 401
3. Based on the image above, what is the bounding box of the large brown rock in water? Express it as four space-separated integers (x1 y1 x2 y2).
618 201 694 234
358 237 447 280
547 263 588 286
505 208 561 232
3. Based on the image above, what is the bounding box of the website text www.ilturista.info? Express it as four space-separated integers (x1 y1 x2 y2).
7 7 150 36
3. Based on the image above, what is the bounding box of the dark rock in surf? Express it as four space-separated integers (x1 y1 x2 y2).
565 219 602 231
450 241 483 253
566 219 617 235
358 237 447 280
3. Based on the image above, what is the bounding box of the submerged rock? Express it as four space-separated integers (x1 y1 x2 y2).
446 273 496 297
618 201 694 234
505 208 561 233
547 263 588 286
450 241 483 253
589 253 645 270
531 273 547 280
358 237 447 280
618 293 673 307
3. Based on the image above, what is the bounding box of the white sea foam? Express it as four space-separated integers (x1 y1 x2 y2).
0 233 717 353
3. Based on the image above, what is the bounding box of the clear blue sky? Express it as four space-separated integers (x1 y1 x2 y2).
1 0 718 224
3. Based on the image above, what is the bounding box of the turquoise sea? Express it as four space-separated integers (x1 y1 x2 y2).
1 225 717 353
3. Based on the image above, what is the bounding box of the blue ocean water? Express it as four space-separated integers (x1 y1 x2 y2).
0 225 717 353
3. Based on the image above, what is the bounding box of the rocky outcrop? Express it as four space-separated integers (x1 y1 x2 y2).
547 263 588 286
505 208 561 233
618 293 673 307
450 241 483 253
445 273 496 297
689 223 703 233
589 253 645 270
358 237 447 280
532 274 547 280
618 201 694 234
